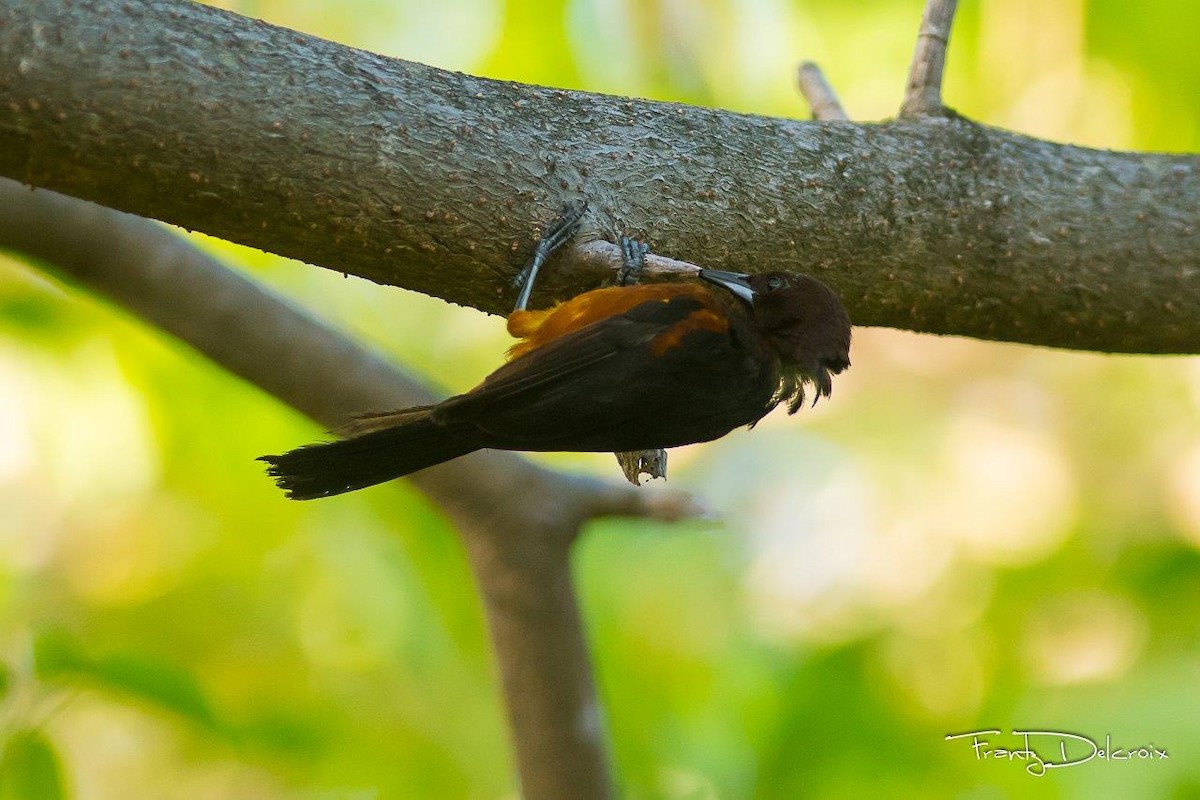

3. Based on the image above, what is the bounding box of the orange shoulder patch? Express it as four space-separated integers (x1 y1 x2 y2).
648 309 730 357
504 283 718 361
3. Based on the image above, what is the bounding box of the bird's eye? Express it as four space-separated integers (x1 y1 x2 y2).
766 276 785 291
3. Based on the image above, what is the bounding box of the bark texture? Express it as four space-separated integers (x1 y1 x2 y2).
0 0 1197 353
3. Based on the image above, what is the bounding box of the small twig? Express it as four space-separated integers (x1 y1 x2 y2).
796 62 849 122
567 239 701 281
900 0 959 118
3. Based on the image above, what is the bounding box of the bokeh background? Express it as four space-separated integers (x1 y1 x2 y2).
2 0 1199 797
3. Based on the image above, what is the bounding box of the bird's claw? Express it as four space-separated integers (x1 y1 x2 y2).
615 449 668 485
512 199 588 311
617 235 649 286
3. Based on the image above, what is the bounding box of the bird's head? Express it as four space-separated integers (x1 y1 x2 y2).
700 269 851 408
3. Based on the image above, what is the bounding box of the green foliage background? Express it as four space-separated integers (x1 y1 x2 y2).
1 0 1198 797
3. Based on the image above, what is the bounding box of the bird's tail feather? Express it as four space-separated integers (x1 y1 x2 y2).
259 412 475 500
333 405 437 438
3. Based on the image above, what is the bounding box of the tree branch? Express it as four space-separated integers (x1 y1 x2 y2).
1 0 1197 353
900 0 959 118
797 62 849 122
0 178 702 797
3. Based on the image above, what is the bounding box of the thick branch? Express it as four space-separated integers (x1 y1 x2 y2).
0 0 1197 355
901 0 958 117
0 178 701 798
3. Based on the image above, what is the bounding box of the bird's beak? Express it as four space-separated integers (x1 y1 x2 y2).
699 270 756 304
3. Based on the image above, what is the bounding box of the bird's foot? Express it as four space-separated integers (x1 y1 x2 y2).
615 449 668 486
512 199 587 311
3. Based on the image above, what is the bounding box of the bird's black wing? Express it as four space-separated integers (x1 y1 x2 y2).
437 294 778 452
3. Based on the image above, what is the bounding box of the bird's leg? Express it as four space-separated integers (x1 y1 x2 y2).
511 199 587 312
613 234 668 486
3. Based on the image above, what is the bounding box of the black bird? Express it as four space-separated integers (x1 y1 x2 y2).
261 209 850 499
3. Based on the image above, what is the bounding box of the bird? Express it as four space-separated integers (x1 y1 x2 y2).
260 208 851 500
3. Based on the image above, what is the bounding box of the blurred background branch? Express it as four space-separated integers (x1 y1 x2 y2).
0 178 702 798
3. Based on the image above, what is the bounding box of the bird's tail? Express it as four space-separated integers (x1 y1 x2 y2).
259 409 476 500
